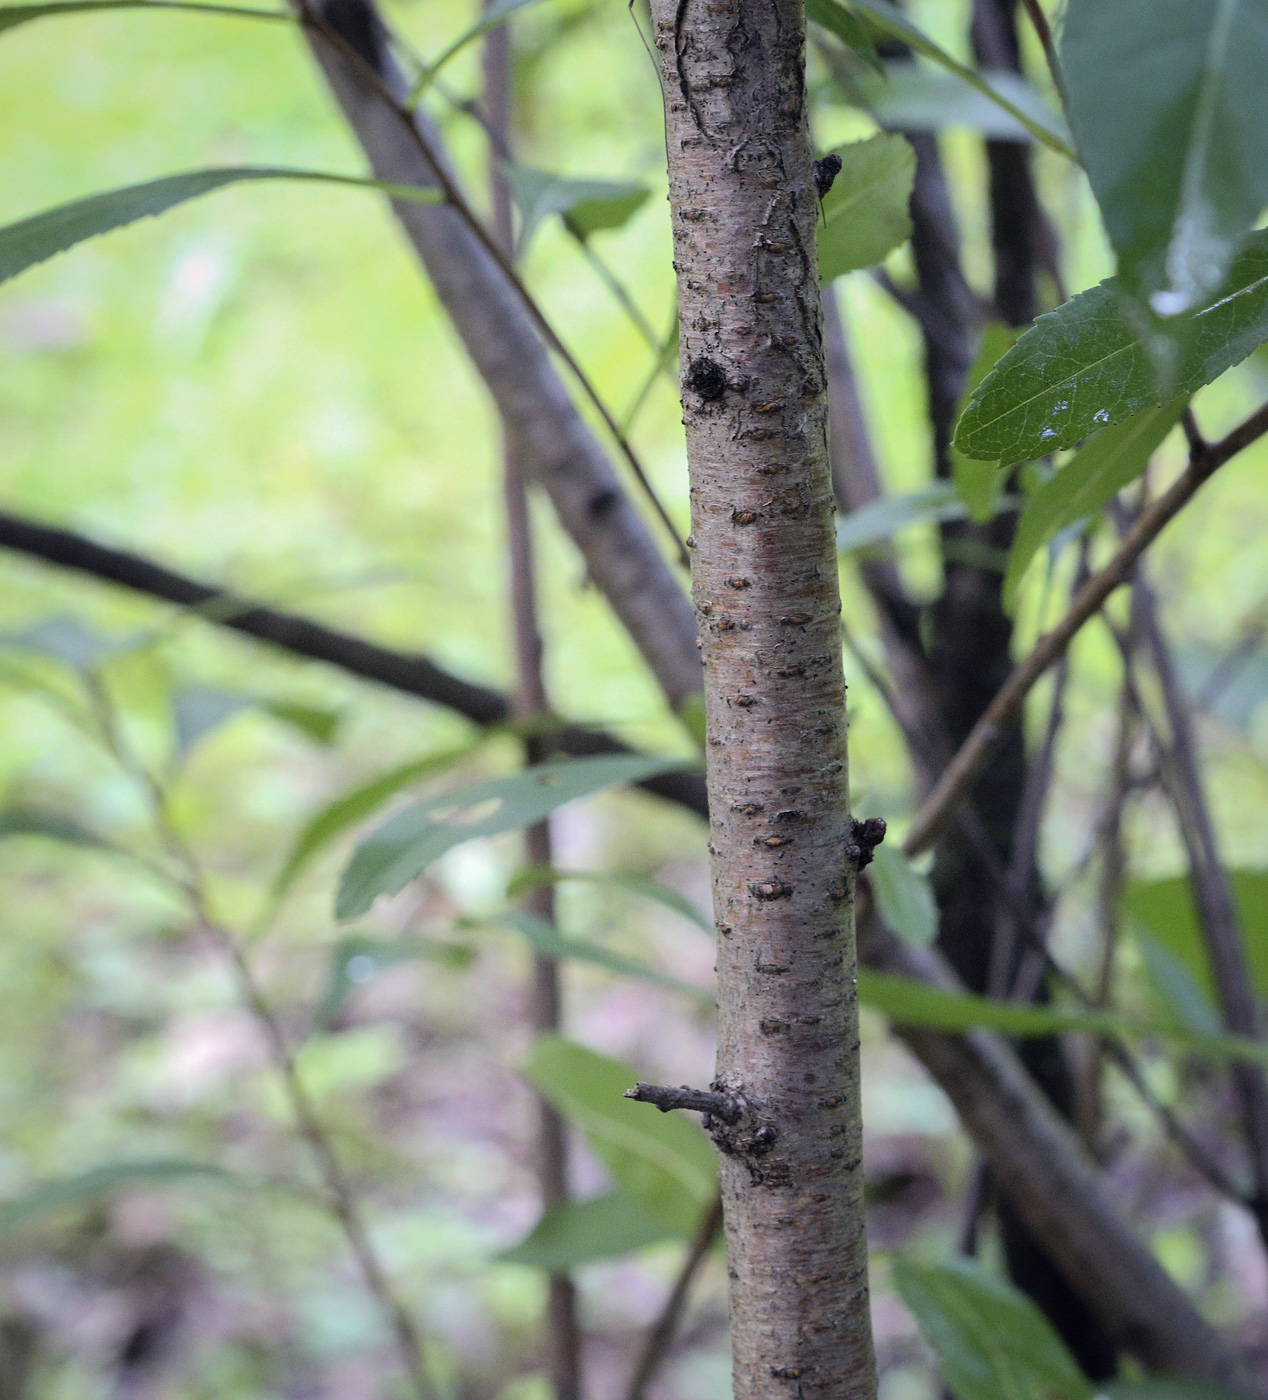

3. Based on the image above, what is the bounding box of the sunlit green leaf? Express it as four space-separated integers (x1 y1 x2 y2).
507 864 711 933
0 1160 239 1235
868 845 938 947
497 1191 674 1270
0 168 442 288
1001 400 1186 612
523 1035 716 1235
336 754 683 921
1063 0 1268 315
894 1256 1092 1400
818 134 915 283
837 484 964 554
954 231 1268 464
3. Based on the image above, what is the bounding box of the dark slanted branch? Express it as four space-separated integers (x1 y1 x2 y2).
624 1083 741 1123
0 509 709 817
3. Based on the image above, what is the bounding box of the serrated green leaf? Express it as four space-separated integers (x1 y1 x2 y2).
523 1035 716 1235
868 844 938 947
0 168 442 289
950 324 1015 523
497 1191 675 1270
837 484 964 554
1001 400 1186 612
805 0 882 75
832 0 1072 157
0 1160 238 1235
506 166 648 254
817 134 915 282
271 742 482 904
0 0 285 34
1062 0 1268 315
894 1256 1092 1400
508 865 711 933
336 754 683 921
954 231 1268 464
315 934 474 1030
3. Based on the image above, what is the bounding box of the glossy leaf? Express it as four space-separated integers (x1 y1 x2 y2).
315 934 474 1030
894 1256 1092 1400
950 324 1016 523
868 844 938 947
804 0 882 74
1063 0 1268 315
0 1160 237 1235
0 168 442 288
1001 400 1186 612
498 1191 674 1270
523 1035 716 1235
507 865 711 933
833 0 1072 157
270 742 482 904
0 0 285 33
336 754 682 920
837 484 964 554
506 166 649 254
818 134 915 282
954 230 1268 464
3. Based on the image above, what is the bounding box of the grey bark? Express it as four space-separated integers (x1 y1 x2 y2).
647 2 876 1395
301 0 702 708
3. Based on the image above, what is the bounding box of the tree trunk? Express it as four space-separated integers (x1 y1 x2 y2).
647 3 876 1394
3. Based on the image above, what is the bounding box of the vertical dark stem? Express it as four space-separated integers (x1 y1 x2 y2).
484 18 581 1398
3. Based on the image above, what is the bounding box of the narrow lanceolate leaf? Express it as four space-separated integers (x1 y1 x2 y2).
0 0 286 34
828 0 1073 157
894 1257 1092 1400
0 1160 237 1235
523 1035 716 1236
954 230 1268 464
336 754 682 920
1001 400 1187 612
818 134 915 282
497 1191 675 1270
0 168 443 287
1063 0 1268 315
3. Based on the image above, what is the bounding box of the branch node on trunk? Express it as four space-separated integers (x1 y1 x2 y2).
846 816 886 871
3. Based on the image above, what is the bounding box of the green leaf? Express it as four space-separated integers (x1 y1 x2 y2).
1135 932 1223 1038
0 0 285 34
868 844 938 947
171 685 252 758
1103 1382 1258 1400
523 1035 716 1235
1062 0 1268 315
488 910 710 1001
0 1160 237 1235
336 754 683 921
1001 400 1186 612
0 808 109 848
677 693 707 752
818 134 915 283
837 484 964 554
805 0 883 75
0 167 442 289
894 1256 1092 1400
497 1191 675 1270
507 865 711 933
505 166 649 254
954 230 1268 464
315 934 474 1030
831 0 1073 157
855 63 1059 142
270 741 482 904
950 324 1016 523
264 701 342 746
410 0 546 96
3 614 131 671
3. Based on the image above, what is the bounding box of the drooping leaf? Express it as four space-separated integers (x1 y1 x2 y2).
854 63 1058 143
523 1035 716 1235
315 934 474 1030
410 0 547 96
826 0 1073 157
488 910 710 1001
954 230 1268 464
950 324 1016 523
805 0 883 75
0 0 285 34
1000 399 1186 612
894 1256 1092 1400
507 865 711 933
868 845 938 947
818 134 915 282
1062 0 1268 315
270 741 483 904
506 166 649 254
837 484 964 554
336 754 683 921
0 1160 238 1235
0 168 442 288
497 1191 675 1270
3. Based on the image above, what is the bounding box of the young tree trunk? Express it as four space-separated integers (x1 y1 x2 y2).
647 4 876 1393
